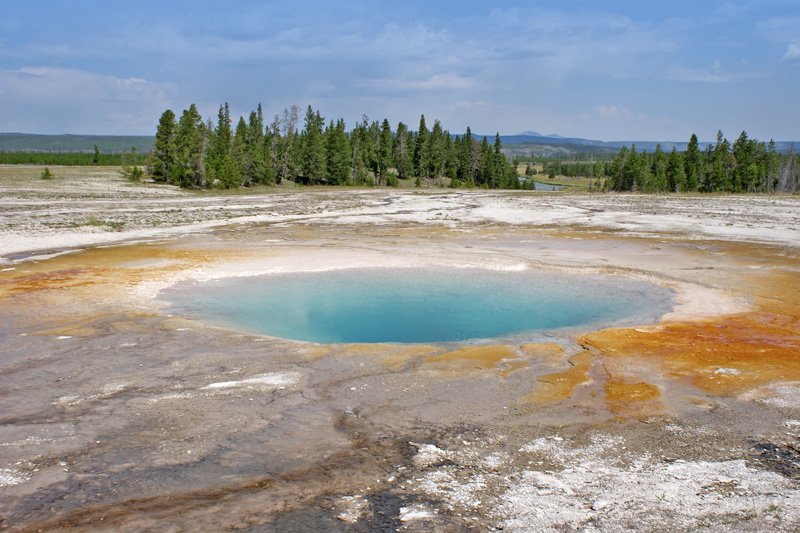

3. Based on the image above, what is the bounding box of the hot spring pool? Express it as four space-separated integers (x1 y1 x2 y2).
162 267 676 344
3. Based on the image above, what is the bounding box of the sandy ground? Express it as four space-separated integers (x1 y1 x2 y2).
1 166 800 531
3 165 800 262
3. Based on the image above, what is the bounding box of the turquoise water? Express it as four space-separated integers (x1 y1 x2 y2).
164 267 675 344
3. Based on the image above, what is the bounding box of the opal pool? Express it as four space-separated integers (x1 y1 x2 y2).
163 267 676 344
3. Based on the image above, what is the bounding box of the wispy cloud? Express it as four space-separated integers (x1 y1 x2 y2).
0 67 174 134
782 44 800 63
755 16 800 64
358 73 476 91
0 1 797 139
578 105 648 122
662 59 755 82
756 16 800 42
479 7 682 79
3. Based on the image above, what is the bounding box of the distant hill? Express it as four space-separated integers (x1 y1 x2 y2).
516 131 567 139
0 133 155 153
1 131 793 159
496 132 796 155
494 133 691 153
499 141 620 159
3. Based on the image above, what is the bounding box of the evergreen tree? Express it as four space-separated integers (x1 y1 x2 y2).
766 140 780 192
279 106 299 182
460 127 479 186
732 131 759 192
206 103 233 186
477 136 491 187
684 133 701 191
625 145 641 191
350 115 372 184
367 119 381 178
157 102 800 195
777 144 800 193
128 145 143 181
152 109 176 183
173 104 205 188
450 136 463 187
252 105 265 146
709 130 733 192
593 160 605 190
325 118 351 185
443 132 457 182
428 119 445 183
607 146 629 191
299 105 326 184
492 133 505 188
666 148 687 192
266 114 282 184
228 117 248 188
413 115 430 180
214 104 232 154
377 118 393 184
246 109 268 185
394 122 413 180
650 144 668 192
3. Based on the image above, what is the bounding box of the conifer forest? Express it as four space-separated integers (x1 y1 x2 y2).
150 103 520 190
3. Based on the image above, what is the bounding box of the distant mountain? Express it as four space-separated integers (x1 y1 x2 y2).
1 131 793 158
498 139 619 159
514 132 567 140
497 133 615 147
499 133 694 153
501 132 797 154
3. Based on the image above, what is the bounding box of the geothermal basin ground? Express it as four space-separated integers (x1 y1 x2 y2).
1 166 800 531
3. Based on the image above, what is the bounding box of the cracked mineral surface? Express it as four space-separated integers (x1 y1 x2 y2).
1 166 799 531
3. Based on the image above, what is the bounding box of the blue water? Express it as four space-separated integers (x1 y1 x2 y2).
163 267 675 344
533 182 566 191
517 179 566 191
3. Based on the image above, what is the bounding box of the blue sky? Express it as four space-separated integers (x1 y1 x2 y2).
1 0 798 141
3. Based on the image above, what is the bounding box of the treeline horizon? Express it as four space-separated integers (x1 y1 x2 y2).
150 103 519 190
3 111 798 193
1 150 146 167
522 132 799 193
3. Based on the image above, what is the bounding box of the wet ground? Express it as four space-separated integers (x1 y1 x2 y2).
1 180 800 531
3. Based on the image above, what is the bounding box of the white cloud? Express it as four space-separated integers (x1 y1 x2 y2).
712 1 755 18
0 67 174 134
663 59 741 82
0 3 796 140
782 43 800 63
594 105 634 120
452 100 491 109
757 17 800 44
357 73 477 92
412 73 477 90
578 105 648 122
481 7 681 79
372 22 450 59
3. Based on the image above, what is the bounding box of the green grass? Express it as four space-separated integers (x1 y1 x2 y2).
1 151 146 166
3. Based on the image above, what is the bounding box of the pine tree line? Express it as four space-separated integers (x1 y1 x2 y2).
150 103 520 190
604 131 798 193
0 149 145 166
